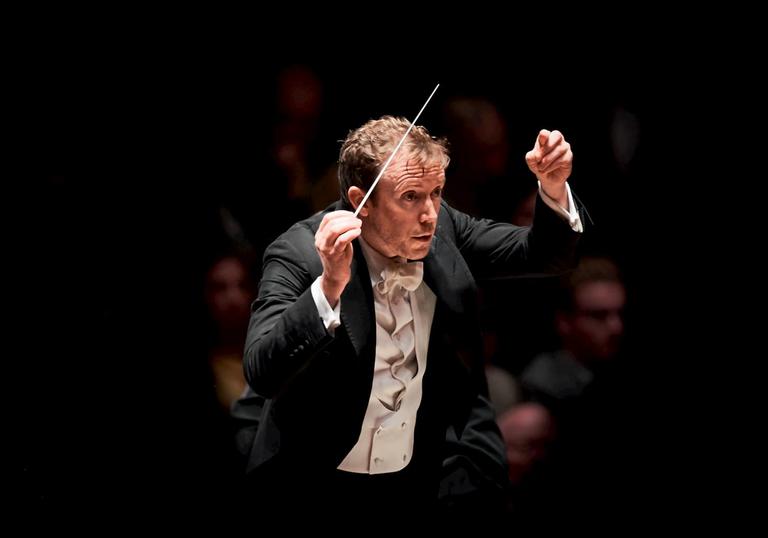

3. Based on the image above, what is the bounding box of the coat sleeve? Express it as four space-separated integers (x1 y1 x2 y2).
439 393 509 510
442 195 582 279
243 226 335 398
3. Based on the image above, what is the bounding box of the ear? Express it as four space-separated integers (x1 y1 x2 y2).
348 187 368 216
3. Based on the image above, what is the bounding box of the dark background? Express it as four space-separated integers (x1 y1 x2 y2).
13 26 741 524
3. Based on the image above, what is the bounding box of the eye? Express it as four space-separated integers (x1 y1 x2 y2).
402 191 416 202
432 187 443 197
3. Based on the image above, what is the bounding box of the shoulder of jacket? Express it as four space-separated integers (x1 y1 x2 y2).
437 200 459 240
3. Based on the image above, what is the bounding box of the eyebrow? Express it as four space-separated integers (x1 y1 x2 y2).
394 178 445 193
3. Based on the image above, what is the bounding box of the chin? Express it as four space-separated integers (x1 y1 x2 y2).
406 244 431 259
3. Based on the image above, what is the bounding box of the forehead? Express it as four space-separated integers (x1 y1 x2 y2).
211 258 245 277
574 281 625 307
382 152 445 187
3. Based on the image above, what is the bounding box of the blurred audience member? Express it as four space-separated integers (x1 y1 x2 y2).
204 253 257 410
521 256 626 417
497 403 557 486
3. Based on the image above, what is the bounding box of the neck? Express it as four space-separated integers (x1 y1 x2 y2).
359 236 405 264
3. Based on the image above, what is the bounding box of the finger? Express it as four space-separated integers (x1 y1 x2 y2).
528 129 553 169
320 210 355 224
326 228 361 257
537 129 551 150
320 217 362 249
320 214 361 233
539 144 568 173
332 227 362 252
540 148 573 175
324 217 362 240
539 130 564 158
525 149 540 169
318 210 356 231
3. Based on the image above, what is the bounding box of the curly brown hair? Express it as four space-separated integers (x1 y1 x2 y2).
337 116 450 208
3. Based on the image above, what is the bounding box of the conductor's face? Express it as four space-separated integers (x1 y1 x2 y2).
351 153 445 260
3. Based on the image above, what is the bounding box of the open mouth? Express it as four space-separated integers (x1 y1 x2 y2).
413 234 432 242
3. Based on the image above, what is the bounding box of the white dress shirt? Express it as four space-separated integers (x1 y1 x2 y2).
538 181 583 233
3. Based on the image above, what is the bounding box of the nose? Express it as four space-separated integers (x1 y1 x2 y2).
420 199 438 225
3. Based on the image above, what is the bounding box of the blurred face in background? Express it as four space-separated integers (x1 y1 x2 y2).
205 257 254 332
498 403 556 484
559 281 626 363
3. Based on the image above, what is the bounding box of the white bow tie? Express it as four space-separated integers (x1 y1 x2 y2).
375 261 424 295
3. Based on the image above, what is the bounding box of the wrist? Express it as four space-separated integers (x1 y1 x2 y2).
320 275 343 307
540 183 567 207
